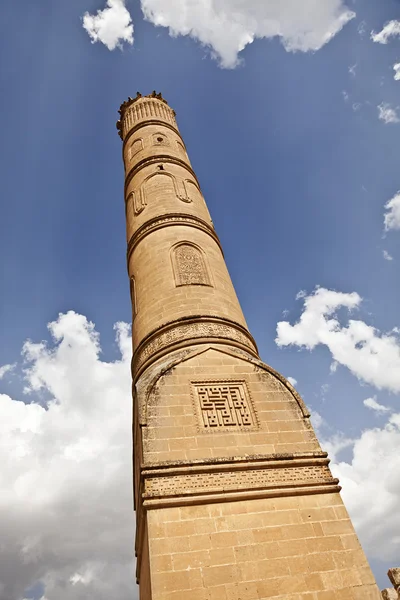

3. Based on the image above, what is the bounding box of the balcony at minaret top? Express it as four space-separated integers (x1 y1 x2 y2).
116 91 177 140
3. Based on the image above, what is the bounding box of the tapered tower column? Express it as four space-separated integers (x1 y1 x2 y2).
117 92 380 600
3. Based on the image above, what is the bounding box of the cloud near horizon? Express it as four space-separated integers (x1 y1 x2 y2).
0 312 135 600
0 305 399 596
83 0 355 67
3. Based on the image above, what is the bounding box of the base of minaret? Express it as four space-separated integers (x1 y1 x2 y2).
133 344 381 600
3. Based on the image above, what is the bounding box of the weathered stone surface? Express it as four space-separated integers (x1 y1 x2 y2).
118 93 382 599
381 588 398 600
389 568 400 590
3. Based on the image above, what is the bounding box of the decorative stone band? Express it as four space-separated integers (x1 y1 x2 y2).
124 154 200 196
140 455 340 510
132 316 259 380
118 98 177 140
122 119 185 151
127 213 223 264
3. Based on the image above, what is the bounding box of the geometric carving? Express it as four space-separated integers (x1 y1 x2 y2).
172 243 211 287
143 461 336 500
192 381 256 430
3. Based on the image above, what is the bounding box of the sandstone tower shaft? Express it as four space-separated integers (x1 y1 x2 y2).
117 92 381 600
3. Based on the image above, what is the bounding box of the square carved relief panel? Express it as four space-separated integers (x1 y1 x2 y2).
192 380 258 432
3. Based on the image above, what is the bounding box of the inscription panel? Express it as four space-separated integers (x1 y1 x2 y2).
143 463 334 499
193 381 256 429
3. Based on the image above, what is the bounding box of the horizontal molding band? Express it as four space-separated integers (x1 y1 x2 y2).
122 119 183 148
142 461 336 500
132 316 259 380
142 483 342 510
124 154 200 196
141 451 329 472
142 456 331 478
127 213 223 264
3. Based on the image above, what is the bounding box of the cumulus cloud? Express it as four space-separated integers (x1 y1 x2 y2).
276 287 400 393
394 63 400 81
378 103 400 124
384 192 400 231
330 411 400 561
0 312 135 600
287 376 297 387
140 0 355 68
83 0 134 50
0 363 15 379
363 396 390 413
371 20 400 44
383 250 394 261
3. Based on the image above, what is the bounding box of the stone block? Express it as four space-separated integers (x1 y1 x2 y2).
389 569 400 590
381 589 398 600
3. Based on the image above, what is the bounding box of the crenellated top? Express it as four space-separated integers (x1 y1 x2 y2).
117 91 177 140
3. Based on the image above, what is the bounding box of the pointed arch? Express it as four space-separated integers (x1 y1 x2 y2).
128 138 143 160
171 242 212 287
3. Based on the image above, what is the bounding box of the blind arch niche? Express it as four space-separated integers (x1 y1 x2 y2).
171 242 213 287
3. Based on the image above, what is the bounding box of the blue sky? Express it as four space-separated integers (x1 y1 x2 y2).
1 0 400 598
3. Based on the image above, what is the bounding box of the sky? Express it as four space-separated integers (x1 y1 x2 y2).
0 0 400 598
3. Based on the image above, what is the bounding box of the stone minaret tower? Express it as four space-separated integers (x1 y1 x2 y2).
116 92 381 600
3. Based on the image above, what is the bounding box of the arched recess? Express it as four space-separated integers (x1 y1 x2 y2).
171 242 212 287
176 141 186 155
138 346 311 427
182 179 202 203
141 170 184 206
126 190 146 216
130 276 137 319
129 138 144 160
152 132 169 146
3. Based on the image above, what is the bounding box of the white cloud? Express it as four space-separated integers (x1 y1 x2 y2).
276 287 400 393
371 20 400 44
330 411 400 561
140 0 355 68
342 90 349 102
384 192 400 231
348 63 357 77
0 311 135 600
378 103 400 124
383 250 394 261
83 0 134 50
363 396 390 413
394 63 400 81
287 376 297 387
0 363 15 379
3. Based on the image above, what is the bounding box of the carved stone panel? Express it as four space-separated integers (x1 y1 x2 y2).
192 380 258 431
172 243 212 287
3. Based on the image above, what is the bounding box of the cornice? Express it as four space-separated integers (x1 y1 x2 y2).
126 213 223 264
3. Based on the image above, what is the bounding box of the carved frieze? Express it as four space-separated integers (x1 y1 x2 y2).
127 214 222 261
142 459 336 501
133 318 258 376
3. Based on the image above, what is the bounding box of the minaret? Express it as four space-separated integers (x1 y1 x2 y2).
117 92 381 600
